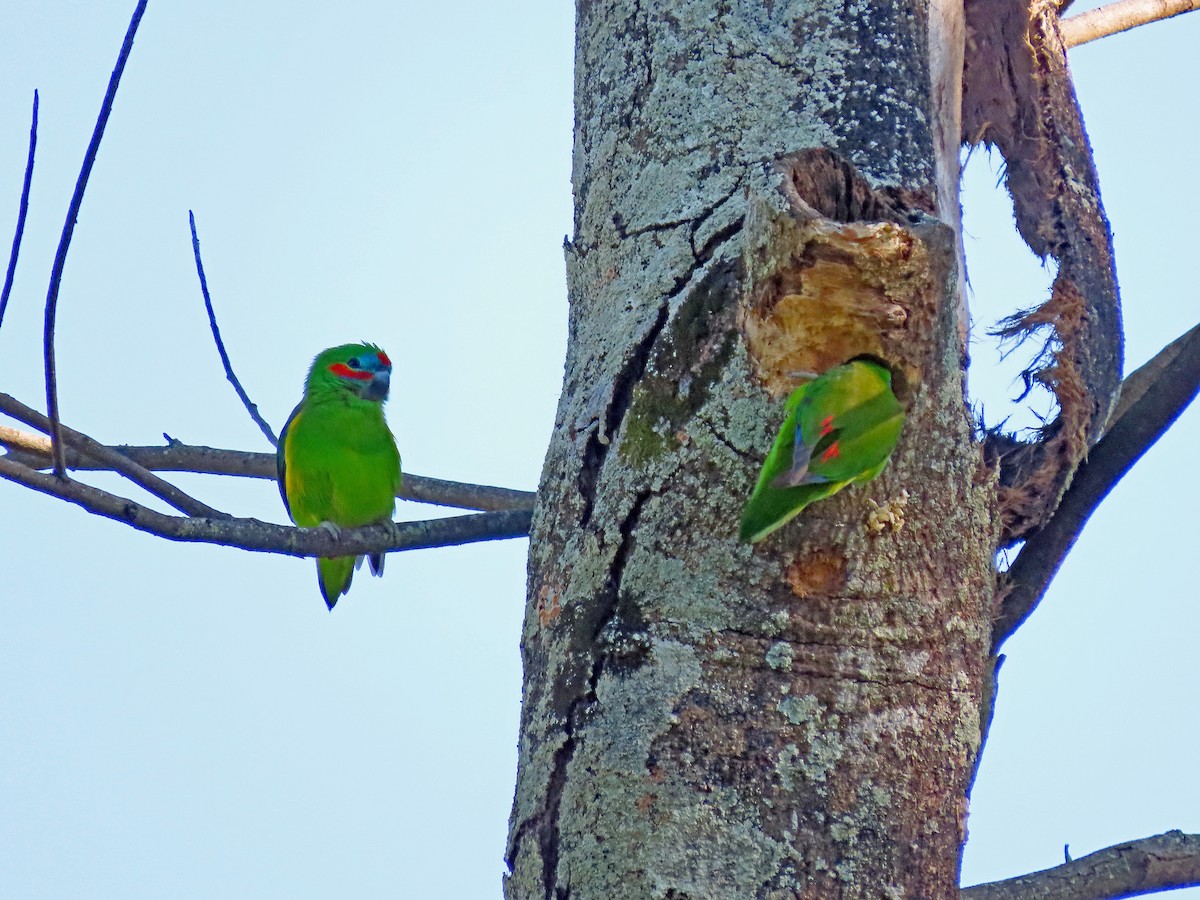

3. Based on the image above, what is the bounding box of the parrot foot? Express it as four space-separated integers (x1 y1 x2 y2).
316 520 343 539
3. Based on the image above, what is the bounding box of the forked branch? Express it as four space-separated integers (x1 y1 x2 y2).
0 391 223 519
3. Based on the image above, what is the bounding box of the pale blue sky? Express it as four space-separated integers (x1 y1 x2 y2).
0 3 1196 897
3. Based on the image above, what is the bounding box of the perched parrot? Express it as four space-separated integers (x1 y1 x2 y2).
277 343 402 609
739 357 904 543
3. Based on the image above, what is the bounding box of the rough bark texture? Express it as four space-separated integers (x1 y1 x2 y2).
506 3 995 898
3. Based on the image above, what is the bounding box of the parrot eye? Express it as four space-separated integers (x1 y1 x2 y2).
347 357 362 369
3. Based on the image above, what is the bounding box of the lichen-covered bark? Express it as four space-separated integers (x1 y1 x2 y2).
506 2 994 898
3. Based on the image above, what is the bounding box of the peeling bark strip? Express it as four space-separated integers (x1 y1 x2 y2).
963 0 1124 544
509 3 997 897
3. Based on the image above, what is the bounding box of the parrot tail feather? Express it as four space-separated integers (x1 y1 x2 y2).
368 553 385 577
317 556 356 610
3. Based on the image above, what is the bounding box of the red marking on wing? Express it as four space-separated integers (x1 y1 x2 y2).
377 350 392 368
329 362 373 380
820 441 840 463
820 415 835 436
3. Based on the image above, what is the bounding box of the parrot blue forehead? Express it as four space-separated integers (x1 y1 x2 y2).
348 344 391 372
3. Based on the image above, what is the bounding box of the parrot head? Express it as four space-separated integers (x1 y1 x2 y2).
306 343 393 403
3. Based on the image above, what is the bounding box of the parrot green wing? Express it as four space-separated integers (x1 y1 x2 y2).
738 384 836 543
739 359 904 544
276 401 303 519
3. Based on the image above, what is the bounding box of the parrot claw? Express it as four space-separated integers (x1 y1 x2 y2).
316 520 343 539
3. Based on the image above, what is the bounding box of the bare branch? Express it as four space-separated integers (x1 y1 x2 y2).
0 90 37 333
993 321 1200 652
962 830 1200 899
0 454 531 556
188 210 279 446
0 392 225 519
0 422 537 512
43 0 149 478
1108 323 1200 424
1062 0 1200 48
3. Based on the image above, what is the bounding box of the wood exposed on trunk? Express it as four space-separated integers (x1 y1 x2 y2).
742 149 935 399
963 0 1124 546
506 4 995 895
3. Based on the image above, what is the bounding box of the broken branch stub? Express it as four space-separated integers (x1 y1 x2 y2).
963 0 1124 544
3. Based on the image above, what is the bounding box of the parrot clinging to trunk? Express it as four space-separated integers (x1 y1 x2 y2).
739 357 904 544
277 343 402 609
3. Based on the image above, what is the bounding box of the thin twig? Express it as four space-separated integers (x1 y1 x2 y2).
0 90 38 333
44 0 149 478
0 422 537 512
188 210 279 446
0 392 225 518
962 830 1200 899
993 321 1200 652
0 454 532 555
1062 0 1200 47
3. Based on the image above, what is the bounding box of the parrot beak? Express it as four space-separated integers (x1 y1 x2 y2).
364 369 390 401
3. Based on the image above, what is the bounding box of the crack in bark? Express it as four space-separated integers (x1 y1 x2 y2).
613 213 693 240
577 244 733 528
535 491 651 899
692 214 745 264
577 304 669 527
694 418 755 462
620 0 653 130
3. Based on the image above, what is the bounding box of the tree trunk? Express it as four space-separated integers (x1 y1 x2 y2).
506 2 996 897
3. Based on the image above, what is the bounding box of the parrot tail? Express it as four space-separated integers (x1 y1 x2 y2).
317 556 356 610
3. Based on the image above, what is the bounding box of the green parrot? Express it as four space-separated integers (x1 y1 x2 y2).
277 342 402 609
739 357 904 544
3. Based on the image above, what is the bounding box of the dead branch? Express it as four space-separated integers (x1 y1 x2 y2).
0 90 37 333
0 454 532 556
0 420 536 513
1063 0 1200 47
189 210 279 446
0 391 224 519
43 0 149 477
993 321 1200 651
962 830 1200 899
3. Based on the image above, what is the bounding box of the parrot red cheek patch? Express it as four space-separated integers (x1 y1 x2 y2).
328 363 373 380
